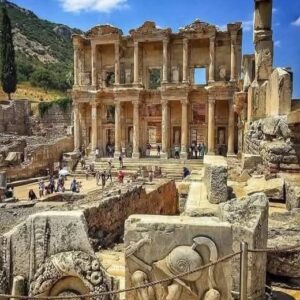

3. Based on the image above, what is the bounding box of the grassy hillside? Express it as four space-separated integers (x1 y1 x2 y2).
0 1 81 96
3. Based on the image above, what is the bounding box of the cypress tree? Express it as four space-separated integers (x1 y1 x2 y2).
1 7 17 100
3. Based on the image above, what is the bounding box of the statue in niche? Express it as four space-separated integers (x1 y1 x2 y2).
218 129 225 145
219 66 226 80
106 105 115 123
128 236 221 300
129 127 134 144
174 128 180 145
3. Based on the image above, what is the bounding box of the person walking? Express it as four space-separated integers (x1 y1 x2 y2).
157 145 161 157
28 189 37 201
183 167 190 179
118 170 125 183
119 154 123 169
95 171 101 186
107 167 113 183
101 171 106 189
38 179 45 198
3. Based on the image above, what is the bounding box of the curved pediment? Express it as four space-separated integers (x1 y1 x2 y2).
85 24 123 38
129 21 172 39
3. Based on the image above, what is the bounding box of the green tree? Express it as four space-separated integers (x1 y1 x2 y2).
30 68 53 91
1 7 17 100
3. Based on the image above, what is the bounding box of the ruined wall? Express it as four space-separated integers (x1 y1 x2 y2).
84 180 178 248
0 100 30 135
3 136 74 180
31 103 72 138
245 116 300 172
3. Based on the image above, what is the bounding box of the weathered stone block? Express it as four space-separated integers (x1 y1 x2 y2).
285 180 300 211
219 193 269 300
203 155 228 204
242 153 262 170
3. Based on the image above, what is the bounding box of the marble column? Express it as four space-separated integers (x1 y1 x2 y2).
230 32 237 81
91 102 98 152
114 41 120 85
207 98 216 155
227 99 235 156
132 101 140 158
74 103 81 152
74 45 79 86
91 43 97 88
182 38 189 83
162 39 169 83
161 100 169 158
180 99 188 159
133 41 139 85
114 101 121 157
209 35 216 83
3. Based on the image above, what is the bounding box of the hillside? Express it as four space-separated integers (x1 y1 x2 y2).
0 1 81 94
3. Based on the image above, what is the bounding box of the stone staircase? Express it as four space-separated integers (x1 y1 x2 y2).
73 157 203 181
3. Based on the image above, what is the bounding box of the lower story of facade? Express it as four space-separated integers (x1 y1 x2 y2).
72 84 239 159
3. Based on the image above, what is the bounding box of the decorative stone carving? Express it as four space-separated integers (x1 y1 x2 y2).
179 19 216 34
86 24 123 38
218 66 226 80
29 251 115 298
125 69 132 84
129 21 171 39
125 215 233 300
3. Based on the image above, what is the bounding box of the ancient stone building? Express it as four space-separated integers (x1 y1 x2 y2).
72 20 242 158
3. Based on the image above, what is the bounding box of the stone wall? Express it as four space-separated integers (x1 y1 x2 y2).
30 102 72 138
84 180 178 248
245 116 300 172
3 136 74 181
0 100 30 135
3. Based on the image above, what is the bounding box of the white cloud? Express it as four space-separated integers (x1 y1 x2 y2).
217 24 227 31
292 17 300 26
274 40 281 47
242 20 253 32
58 0 128 13
272 8 278 14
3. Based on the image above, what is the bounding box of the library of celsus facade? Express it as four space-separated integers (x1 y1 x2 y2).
72 20 243 158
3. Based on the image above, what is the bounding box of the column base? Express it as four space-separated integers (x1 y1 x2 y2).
208 80 215 84
207 151 215 156
160 152 169 159
132 152 140 159
180 152 188 159
227 152 237 158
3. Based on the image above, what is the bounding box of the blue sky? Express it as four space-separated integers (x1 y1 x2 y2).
10 0 300 98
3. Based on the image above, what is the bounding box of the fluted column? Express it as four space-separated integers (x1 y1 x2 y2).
132 101 140 158
91 43 97 88
162 39 169 83
209 35 216 83
91 102 98 152
227 99 235 155
180 99 188 159
182 38 189 83
114 41 120 85
161 100 169 159
74 103 81 152
114 101 121 157
230 32 237 81
207 98 216 155
74 45 79 86
133 41 139 85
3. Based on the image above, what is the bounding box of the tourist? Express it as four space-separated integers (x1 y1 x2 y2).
85 168 89 180
182 167 190 179
148 170 153 182
119 154 123 169
28 189 37 201
80 157 86 170
95 147 100 159
194 146 198 158
95 171 101 186
38 179 45 198
174 145 180 159
117 170 125 183
157 145 161 157
101 171 106 188
5 185 14 199
106 167 112 183
70 178 77 193
198 144 203 159
49 176 55 194
57 176 65 192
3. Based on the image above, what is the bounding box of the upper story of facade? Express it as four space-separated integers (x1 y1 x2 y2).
72 20 242 92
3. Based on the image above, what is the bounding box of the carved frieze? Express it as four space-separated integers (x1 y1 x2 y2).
130 21 172 40
85 24 123 38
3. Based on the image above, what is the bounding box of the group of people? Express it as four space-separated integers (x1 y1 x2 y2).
36 176 66 199
189 142 207 159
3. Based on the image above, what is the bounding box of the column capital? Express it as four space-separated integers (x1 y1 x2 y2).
90 101 98 108
209 34 216 42
132 100 140 106
230 31 238 43
183 37 189 44
162 38 169 45
208 98 216 105
180 98 189 105
161 99 169 106
134 40 139 47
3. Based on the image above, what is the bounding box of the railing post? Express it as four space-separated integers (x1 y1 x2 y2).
240 242 248 300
